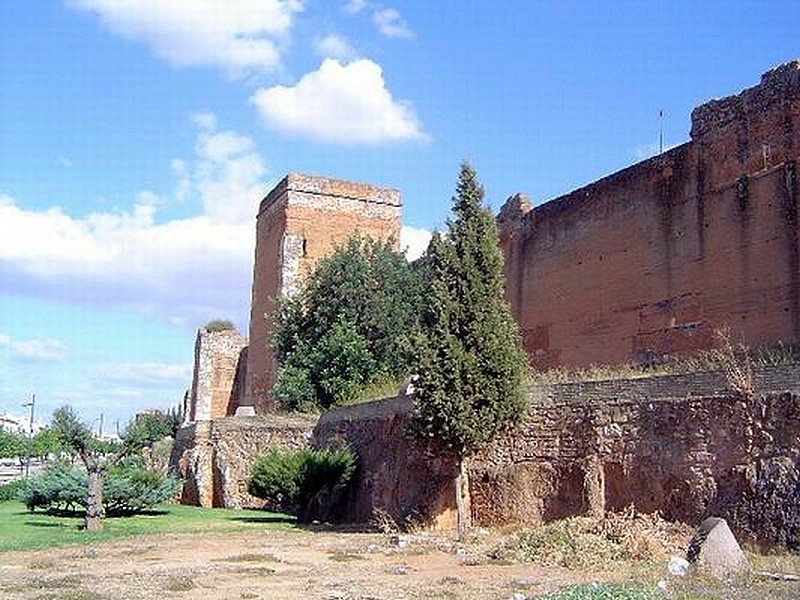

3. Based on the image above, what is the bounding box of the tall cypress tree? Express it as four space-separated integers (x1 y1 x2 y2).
412 162 528 533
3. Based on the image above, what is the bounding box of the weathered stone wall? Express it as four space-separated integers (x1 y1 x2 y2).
470 365 800 549
499 61 800 369
188 328 248 421
313 396 459 529
243 173 402 413
170 414 316 508
313 365 800 547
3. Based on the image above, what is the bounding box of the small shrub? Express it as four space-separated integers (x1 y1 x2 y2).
204 319 235 332
17 459 180 515
18 461 87 512
248 447 356 521
104 459 181 516
490 511 692 569
0 479 26 502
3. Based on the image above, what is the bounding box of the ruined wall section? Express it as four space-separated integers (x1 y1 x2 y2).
188 328 248 421
312 365 800 547
243 173 402 413
470 365 800 547
499 61 800 369
313 396 459 530
170 414 316 509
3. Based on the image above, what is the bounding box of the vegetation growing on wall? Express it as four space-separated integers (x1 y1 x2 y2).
272 235 425 411
204 319 236 332
411 162 528 534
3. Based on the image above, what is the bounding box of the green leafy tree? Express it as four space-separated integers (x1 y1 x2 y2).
51 406 107 530
273 235 425 411
123 412 176 452
31 427 62 459
0 429 25 460
412 163 528 535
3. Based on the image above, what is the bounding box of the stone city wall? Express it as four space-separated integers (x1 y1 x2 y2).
170 414 316 508
188 328 247 421
498 61 800 369
313 364 800 548
313 396 459 530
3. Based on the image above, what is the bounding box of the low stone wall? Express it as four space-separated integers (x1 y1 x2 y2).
313 396 458 529
170 415 316 508
313 365 800 547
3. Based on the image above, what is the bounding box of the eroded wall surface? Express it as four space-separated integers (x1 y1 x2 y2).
188 328 248 421
313 365 800 547
243 173 402 413
499 61 800 368
170 414 316 508
313 396 459 529
470 365 800 548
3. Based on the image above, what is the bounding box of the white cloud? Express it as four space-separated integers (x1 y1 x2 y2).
0 334 67 362
0 115 265 326
373 7 413 38
191 119 268 223
67 0 304 77
57 156 74 168
313 34 357 61
92 362 193 384
343 0 368 14
251 58 427 144
400 225 431 261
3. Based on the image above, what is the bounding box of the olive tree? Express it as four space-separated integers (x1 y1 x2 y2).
52 406 174 531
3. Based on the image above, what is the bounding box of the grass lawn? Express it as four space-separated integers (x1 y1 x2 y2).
0 501 296 553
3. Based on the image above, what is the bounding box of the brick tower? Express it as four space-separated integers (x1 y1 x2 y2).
241 173 402 413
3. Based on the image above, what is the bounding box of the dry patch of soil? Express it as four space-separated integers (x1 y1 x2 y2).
0 529 583 600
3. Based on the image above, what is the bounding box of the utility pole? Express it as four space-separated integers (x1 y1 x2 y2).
659 109 664 155
22 394 35 478
98 412 104 439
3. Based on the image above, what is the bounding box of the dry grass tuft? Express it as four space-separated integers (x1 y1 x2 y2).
529 328 796 390
489 508 692 570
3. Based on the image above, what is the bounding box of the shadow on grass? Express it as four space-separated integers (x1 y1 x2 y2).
226 515 297 525
117 509 170 517
24 521 76 529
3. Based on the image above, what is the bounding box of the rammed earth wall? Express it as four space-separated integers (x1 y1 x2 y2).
312 365 800 548
498 61 800 369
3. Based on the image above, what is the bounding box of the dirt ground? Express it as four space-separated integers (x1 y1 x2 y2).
0 529 587 600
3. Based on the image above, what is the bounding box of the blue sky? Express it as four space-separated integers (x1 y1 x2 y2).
0 0 797 427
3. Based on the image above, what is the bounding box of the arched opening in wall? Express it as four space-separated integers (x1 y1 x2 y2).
603 462 629 512
542 464 588 521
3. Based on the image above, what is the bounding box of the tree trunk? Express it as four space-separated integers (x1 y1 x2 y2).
455 459 471 540
85 467 105 532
